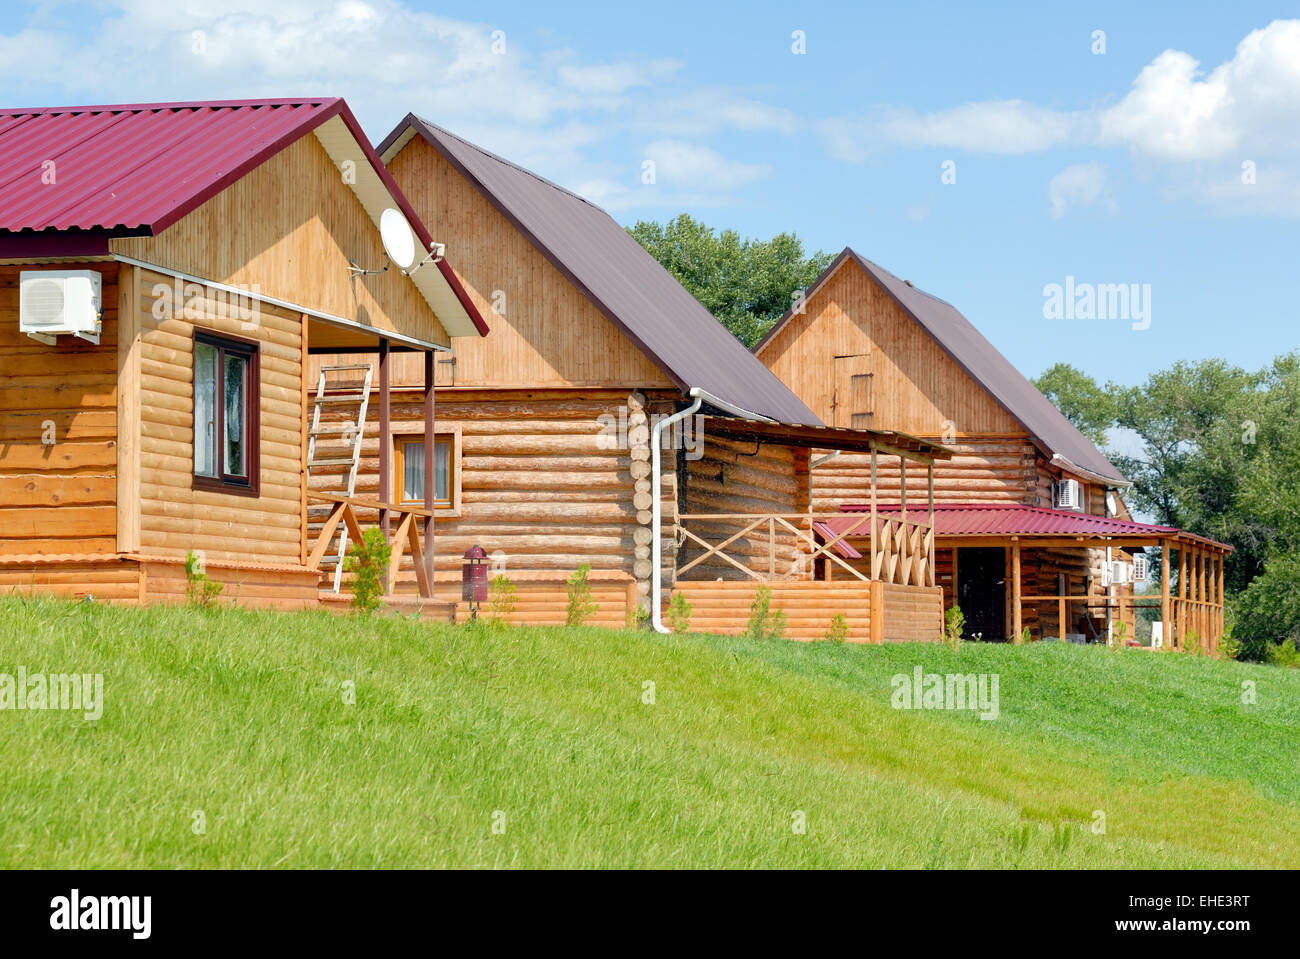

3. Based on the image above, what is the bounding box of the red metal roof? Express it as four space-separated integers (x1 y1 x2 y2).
813 503 1230 553
0 99 342 233
0 98 488 336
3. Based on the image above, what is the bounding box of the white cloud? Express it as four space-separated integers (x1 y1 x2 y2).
557 59 683 95
642 139 770 190
820 21 1300 163
1048 162 1117 219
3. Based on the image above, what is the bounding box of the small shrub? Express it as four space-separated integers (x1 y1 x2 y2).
626 602 651 630
666 592 693 633
565 564 598 626
1017 626 1032 646
1184 629 1201 656
824 613 849 643
487 574 517 626
1270 638 1300 669
345 528 391 615
184 551 223 609
1109 621 1128 650
1218 629 1241 661
746 585 787 640
942 605 964 649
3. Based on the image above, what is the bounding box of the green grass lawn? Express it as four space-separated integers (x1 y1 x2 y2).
0 596 1296 868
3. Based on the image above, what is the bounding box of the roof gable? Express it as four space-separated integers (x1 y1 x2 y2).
0 98 486 337
756 249 1127 484
379 115 822 426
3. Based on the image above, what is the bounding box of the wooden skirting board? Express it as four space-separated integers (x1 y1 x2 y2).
669 579 943 644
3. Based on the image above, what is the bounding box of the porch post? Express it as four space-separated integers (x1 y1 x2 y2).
1178 546 1188 649
927 461 935 586
1216 553 1225 648
1160 540 1171 650
378 338 392 537
423 350 436 597
869 445 878 580
1011 538 1022 643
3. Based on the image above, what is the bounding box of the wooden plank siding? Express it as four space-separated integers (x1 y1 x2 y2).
135 269 305 565
364 136 673 389
757 258 1021 434
0 264 119 557
112 129 450 350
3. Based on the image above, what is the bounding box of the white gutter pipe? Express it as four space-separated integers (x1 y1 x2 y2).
652 390 704 633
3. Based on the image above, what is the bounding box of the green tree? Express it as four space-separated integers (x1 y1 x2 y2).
1032 363 1119 446
627 214 833 346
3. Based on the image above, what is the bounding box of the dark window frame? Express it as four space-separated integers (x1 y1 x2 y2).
192 329 260 498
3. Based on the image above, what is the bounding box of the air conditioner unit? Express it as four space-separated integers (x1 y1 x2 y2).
1131 553 1149 583
19 270 102 345
1052 478 1082 511
1109 560 1132 585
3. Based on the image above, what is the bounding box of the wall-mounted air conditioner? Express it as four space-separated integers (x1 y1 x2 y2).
19 270 102 345
1052 478 1082 511
1131 553 1149 583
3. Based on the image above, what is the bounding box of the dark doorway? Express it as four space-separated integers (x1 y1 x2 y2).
957 547 1006 641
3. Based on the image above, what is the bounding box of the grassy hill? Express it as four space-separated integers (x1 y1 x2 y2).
0 596 1296 868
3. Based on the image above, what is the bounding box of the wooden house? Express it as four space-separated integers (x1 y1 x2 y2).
754 248 1230 650
305 117 953 641
0 99 488 610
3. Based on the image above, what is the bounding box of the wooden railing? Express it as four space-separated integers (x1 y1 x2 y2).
307 494 432 598
675 512 934 587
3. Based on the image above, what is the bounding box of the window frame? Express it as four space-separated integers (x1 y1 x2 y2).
191 328 261 498
393 427 461 516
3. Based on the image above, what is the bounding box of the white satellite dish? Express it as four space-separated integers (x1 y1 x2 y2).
379 208 417 271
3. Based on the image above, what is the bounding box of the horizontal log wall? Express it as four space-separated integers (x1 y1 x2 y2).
0 264 119 557
809 437 1038 512
0 557 138 603
678 436 802 581
312 389 672 596
137 269 305 565
671 580 872 642
139 557 319 610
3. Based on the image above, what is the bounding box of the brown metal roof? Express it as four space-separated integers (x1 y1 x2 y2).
754 248 1128 485
378 115 823 426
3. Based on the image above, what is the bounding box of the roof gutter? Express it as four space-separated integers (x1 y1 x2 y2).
1050 453 1132 490
687 387 776 424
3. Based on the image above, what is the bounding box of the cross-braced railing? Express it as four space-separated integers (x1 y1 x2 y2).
307 493 432 598
674 511 934 587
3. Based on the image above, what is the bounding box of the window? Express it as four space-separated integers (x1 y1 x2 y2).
193 330 259 496
395 434 457 510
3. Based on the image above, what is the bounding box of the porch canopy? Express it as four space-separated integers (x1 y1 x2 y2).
815 503 1233 648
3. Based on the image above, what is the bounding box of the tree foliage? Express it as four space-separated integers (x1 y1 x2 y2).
627 214 834 347
1033 354 1300 647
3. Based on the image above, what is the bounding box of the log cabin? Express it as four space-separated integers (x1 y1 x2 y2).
304 116 953 640
754 248 1230 650
0 98 489 611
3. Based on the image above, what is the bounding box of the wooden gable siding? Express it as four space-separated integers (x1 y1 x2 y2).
112 132 449 349
758 258 1021 435
0 263 119 556
133 268 304 564
377 138 672 389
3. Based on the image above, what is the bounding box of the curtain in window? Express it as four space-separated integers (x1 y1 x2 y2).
403 441 425 503
194 342 218 478
435 440 450 502
224 353 246 477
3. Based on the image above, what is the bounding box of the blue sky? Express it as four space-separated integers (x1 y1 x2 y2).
1 1 1295 386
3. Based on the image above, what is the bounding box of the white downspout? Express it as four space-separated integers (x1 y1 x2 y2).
652 390 704 633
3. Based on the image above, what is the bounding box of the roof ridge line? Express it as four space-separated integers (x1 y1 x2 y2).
411 115 609 213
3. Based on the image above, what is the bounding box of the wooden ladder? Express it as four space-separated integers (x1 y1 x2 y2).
307 364 373 592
